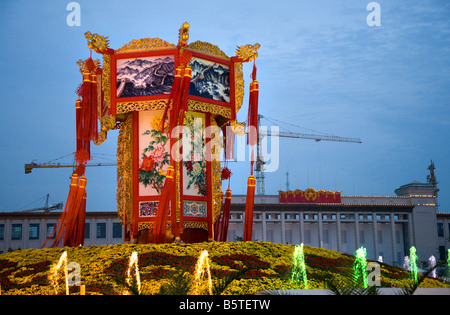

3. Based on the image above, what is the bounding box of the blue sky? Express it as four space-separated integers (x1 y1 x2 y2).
0 0 449 213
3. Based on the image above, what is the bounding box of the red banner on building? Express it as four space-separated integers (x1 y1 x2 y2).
279 188 341 203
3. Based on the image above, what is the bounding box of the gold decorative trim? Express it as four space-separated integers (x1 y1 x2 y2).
183 221 208 231
116 115 133 226
116 98 232 120
187 40 230 60
102 53 111 116
188 100 231 119
234 62 244 113
116 99 168 114
210 118 223 224
115 38 176 54
138 221 171 232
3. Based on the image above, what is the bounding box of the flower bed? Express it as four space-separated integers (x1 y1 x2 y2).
0 242 447 295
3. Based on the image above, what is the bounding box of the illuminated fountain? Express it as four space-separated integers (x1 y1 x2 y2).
409 246 419 284
428 255 436 278
126 251 141 294
403 256 410 270
291 243 308 289
49 251 69 295
192 250 212 295
353 246 368 288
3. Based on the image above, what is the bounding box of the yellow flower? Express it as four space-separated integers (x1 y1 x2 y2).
150 114 167 133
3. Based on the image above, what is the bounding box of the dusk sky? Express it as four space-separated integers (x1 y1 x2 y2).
1 1 449 213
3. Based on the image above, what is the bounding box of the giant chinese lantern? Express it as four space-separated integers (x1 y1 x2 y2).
49 23 260 246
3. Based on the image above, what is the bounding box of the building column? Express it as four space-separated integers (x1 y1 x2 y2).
318 212 323 248
281 212 286 244
355 212 360 249
262 211 267 242
408 213 415 248
372 213 378 260
336 213 342 253
299 211 304 244
390 214 396 266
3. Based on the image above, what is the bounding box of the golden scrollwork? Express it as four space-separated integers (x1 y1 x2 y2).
234 62 244 113
183 221 208 230
187 40 230 60
187 100 231 119
116 99 168 114
115 38 176 54
102 53 111 117
116 115 133 226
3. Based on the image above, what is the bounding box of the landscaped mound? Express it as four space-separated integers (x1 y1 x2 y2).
0 242 447 295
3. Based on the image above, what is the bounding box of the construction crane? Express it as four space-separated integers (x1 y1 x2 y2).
25 153 116 174
255 114 362 195
15 194 63 213
25 161 116 174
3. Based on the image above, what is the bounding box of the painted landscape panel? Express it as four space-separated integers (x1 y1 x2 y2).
188 57 230 103
116 55 175 98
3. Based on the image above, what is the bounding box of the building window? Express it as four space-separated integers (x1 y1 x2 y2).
359 214 364 220
85 223 90 239
113 223 122 238
313 214 318 220
323 230 329 244
322 214 328 220
331 214 336 220
378 230 383 244
360 230 365 244
11 224 22 240
394 214 399 220
285 229 293 244
367 214 373 220
340 214 346 220
437 223 444 237
46 224 56 239
0 224 4 240
29 224 40 240
304 214 309 220
384 215 390 220
304 230 311 244
266 230 274 242
349 214 355 220
96 223 106 239
341 230 347 244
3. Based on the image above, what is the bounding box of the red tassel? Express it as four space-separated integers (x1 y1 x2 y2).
76 191 87 246
64 176 87 247
161 67 183 132
218 188 232 242
222 121 235 161
243 175 255 241
247 63 259 146
153 165 175 243
43 174 79 247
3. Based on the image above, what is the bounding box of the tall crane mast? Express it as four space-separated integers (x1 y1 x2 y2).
255 114 362 195
14 194 63 213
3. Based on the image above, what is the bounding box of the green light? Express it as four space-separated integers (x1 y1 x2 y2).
353 246 368 288
291 243 308 289
408 246 419 285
